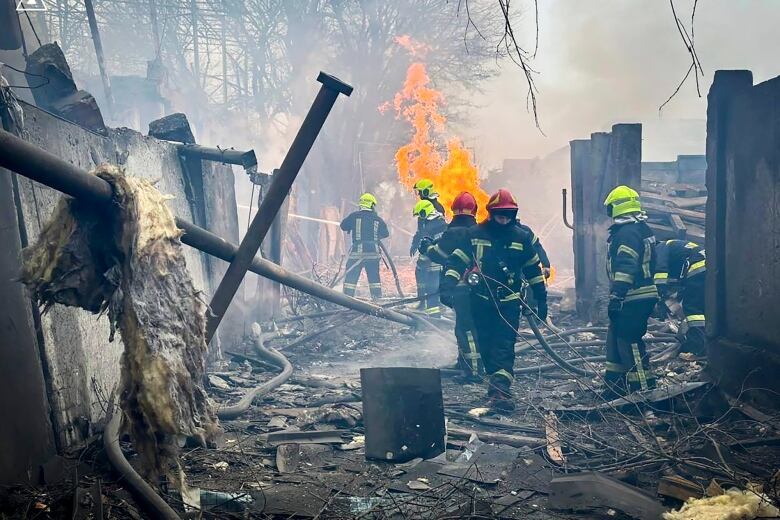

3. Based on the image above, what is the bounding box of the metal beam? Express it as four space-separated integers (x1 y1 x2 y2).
205 72 353 342
177 144 257 170
0 128 415 328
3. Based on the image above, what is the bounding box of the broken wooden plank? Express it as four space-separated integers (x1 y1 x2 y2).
657 474 703 501
544 412 566 465
549 471 667 520
262 429 350 446
447 426 545 448
669 213 687 239
643 202 705 223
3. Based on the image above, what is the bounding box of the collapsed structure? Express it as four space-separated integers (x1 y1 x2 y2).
1 7 780 520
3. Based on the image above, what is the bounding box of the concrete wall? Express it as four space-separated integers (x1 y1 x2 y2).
569 124 642 322
9 103 239 450
706 70 780 410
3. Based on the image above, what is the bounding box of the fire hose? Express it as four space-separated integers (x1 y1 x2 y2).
217 323 293 419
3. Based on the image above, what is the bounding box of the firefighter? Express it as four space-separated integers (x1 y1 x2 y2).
442 189 547 411
516 220 552 280
418 191 482 379
411 199 447 317
654 239 706 354
602 185 659 399
413 178 446 215
340 193 389 299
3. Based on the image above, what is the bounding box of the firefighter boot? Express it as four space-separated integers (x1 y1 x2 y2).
487 374 515 412
600 370 628 402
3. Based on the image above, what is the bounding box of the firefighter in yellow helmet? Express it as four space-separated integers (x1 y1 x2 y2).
411 199 447 316
413 179 446 215
602 185 659 399
340 193 389 299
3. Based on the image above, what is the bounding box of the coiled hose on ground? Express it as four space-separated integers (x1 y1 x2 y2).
217 322 293 420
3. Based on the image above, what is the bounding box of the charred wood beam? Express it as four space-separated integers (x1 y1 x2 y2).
205 72 353 342
0 128 416 329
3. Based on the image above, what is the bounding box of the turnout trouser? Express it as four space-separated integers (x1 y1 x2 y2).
415 258 442 316
605 298 657 395
472 297 521 398
681 271 706 355
343 256 382 299
452 286 484 378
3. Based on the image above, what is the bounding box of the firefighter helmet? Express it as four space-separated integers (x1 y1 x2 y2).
603 185 641 218
486 188 519 211
413 199 439 220
413 179 437 199
358 192 377 210
451 191 477 215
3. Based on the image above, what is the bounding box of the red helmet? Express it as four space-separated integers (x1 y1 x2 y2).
451 191 477 215
486 188 518 211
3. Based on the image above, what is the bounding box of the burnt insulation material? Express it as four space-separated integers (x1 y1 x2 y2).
21 164 218 481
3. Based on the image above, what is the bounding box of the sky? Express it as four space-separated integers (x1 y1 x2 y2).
459 0 780 167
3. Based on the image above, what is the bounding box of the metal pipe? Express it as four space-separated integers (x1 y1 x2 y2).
205 72 353 342
0 128 416 329
84 0 114 117
562 188 574 230
177 144 257 169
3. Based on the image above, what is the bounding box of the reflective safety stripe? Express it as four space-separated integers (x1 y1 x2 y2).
500 292 521 302
355 218 362 241
471 238 491 263
613 272 634 284
624 284 659 302
685 242 698 249
373 221 379 240
430 244 447 258
686 314 706 327
428 265 442 272
425 306 440 315
523 254 540 267
654 272 669 285
445 269 461 280
617 244 639 259
465 330 480 375
527 275 545 285
687 259 706 277
606 361 629 374
492 369 514 383
630 343 649 391
453 248 470 264
369 283 382 288
509 242 524 251
642 237 654 279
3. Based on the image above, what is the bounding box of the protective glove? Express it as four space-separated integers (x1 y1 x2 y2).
535 300 548 322
418 236 433 256
607 296 624 321
543 267 552 279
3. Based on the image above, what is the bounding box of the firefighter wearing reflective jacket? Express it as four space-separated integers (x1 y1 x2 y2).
413 178 446 216
442 189 548 411
516 221 552 279
419 192 482 379
340 193 389 299
411 200 448 316
654 239 706 354
603 185 659 399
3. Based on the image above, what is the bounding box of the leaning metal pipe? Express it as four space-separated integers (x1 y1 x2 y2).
103 399 182 520
562 188 575 230
526 315 594 376
0 129 415 328
217 323 293 419
206 73 353 342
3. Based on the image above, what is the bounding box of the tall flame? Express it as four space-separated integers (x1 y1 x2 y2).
382 41 490 221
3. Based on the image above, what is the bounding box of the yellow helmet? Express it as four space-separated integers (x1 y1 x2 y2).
358 192 377 210
413 199 438 219
413 179 436 198
603 185 642 218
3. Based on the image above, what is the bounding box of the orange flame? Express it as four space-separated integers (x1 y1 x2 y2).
383 46 490 220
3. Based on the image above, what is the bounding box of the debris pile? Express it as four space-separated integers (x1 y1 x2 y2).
21 164 218 480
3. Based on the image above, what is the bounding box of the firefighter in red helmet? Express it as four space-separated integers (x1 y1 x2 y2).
419 191 481 379
442 189 548 411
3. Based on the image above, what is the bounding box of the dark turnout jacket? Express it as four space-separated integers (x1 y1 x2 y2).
442 220 547 303
422 214 477 265
607 216 658 303
517 221 551 268
654 239 706 287
410 216 448 259
340 209 389 257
